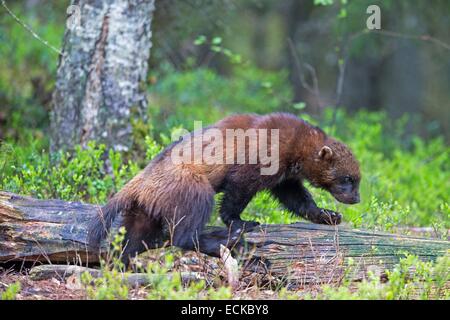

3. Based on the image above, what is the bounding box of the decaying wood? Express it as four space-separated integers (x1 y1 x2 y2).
1 191 449 286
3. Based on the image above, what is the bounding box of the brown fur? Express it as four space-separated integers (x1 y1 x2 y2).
88 113 361 264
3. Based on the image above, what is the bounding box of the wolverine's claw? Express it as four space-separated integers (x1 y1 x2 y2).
319 209 342 225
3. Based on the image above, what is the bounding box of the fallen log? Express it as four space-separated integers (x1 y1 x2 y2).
1 191 448 286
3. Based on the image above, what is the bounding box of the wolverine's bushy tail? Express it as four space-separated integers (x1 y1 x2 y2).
88 195 130 249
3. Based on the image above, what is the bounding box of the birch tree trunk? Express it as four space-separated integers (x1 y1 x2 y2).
50 0 155 153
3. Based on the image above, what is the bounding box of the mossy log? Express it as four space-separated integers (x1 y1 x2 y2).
1 191 448 285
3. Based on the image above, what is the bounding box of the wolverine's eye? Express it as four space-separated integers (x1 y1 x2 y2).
339 176 353 184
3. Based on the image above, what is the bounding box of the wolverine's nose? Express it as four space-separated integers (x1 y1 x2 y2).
353 194 360 204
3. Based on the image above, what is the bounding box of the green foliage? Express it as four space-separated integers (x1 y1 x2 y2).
242 190 293 225
0 282 21 300
307 254 450 300
0 141 140 203
194 35 243 64
82 227 130 300
0 3 64 141
144 252 232 300
147 66 292 135
328 110 450 230
314 0 334 6
144 135 164 161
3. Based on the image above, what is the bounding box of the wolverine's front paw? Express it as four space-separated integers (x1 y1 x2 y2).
318 209 342 225
307 208 342 225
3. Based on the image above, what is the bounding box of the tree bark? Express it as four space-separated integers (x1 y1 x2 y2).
51 0 155 153
1 191 448 286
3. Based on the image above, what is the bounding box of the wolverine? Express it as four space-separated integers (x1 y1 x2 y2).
89 113 361 264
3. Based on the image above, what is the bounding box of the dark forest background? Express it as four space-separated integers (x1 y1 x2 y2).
1 0 449 141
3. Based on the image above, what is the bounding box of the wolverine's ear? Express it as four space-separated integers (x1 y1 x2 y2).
318 146 333 160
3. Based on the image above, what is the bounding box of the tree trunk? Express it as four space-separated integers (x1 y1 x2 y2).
1 191 448 286
50 0 155 153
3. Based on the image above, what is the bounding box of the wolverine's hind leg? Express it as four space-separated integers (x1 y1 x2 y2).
168 188 215 253
163 177 244 257
121 214 164 268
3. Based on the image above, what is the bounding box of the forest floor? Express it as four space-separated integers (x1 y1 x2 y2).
0 250 282 300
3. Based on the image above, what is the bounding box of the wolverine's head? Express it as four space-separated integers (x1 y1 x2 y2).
305 138 361 204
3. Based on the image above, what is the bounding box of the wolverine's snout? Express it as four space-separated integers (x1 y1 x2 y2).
332 192 360 205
